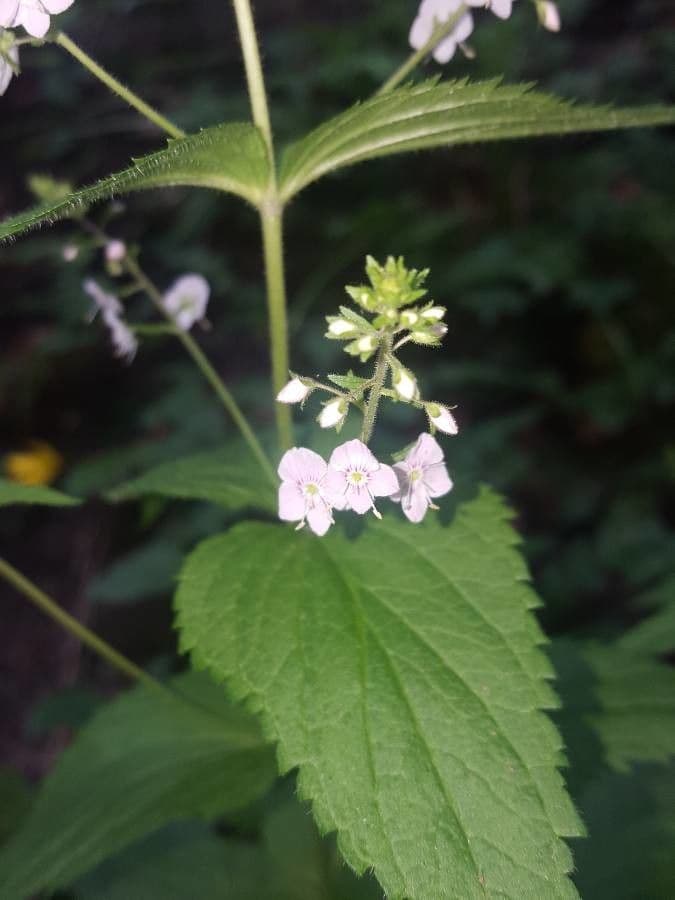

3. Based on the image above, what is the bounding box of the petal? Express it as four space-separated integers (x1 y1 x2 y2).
402 487 430 523
454 10 474 41
369 463 399 498
16 5 51 37
424 462 454 498
322 468 348 509
389 462 409 503
490 0 512 18
162 274 210 327
278 447 326 485
307 501 333 536
409 13 433 50
348 486 374 515
0 0 19 26
407 432 445 468
329 438 377 473
278 482 305 522
41 0 74 12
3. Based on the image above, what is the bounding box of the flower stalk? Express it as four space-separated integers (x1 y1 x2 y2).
361 335 392 444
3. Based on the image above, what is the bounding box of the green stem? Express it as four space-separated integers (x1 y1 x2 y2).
377 5 468 95
361 336 393 444
230 0 274 158
124 256 277 487
55 32 186 140
261 208 293 450
0 556 161 690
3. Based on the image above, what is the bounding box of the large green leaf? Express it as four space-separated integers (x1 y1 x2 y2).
0 477 80 507
176 488 583 900
0 123 270 242
279 79 675 200
107 447 275 512
0 672 276 898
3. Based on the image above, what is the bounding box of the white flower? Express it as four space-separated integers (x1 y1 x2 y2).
328 318 355 337
426 402 459 435
277 377 310 404
105 240 127 263
278 447 338 536
326 439 399 517
466 0 515 20
392 366 419 401
161 274 210 332
1 0 75 39
536 0 560 31
392 433 454 523
0 29 18 96
409 0 474 64
421 306 446 321
318 397 348 429
83 278 138 362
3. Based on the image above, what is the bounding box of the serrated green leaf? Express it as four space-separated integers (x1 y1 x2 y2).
327 372 372 392
106 448 275 512
0 123 270 242
0 478 80 507
176 488 582 900
279 79 675 200
0 672 276 898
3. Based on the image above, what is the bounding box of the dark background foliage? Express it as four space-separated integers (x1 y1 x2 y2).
0 0 673 896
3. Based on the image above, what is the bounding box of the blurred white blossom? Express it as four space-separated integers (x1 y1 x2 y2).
409 0 474 64
536 0 560 31
1 0 75 39
161 274 210 332
83 278 138 362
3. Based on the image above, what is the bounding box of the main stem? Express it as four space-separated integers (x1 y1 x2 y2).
361 336 392 444
231 0 293 451
0 556 161 691
56 32 185 139
124 256 277 486
377 6 468 95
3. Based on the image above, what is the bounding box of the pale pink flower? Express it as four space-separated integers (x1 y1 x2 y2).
1 0 75 39
105 240 127 263
466 0 515 20
326 439 398 518
392 433 453 523
277 377 310 404
83 279 138 363
409 0 474 64
278 447 337 536
161 274 210 332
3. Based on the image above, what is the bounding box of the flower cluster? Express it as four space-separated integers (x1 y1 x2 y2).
1 0 75 95
409 0 561 64
278 433 453 535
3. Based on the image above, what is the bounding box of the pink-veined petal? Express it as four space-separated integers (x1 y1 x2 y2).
348 486 374 515
424 462 454 498
322 468 348 509
278 482 305 522
408 432 445 468
329 438 377 473
307 501 333 536
389 462 409 503
402 486 430 523
278 447 326 485
369 463 399 498
16 5 50 37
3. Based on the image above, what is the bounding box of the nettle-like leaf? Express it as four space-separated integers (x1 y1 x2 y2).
107 448 275 512
279 79 675 200
0 672 276 898
0 123 270 242
176 488 583 900
0 477 80 507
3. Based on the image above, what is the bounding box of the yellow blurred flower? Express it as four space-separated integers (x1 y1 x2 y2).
4 442 64 487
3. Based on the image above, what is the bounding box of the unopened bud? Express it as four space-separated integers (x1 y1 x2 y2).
318 397 348 429
328 318 356 337
536 0 561 31
105 240 127 263
400 309 419 327
392 367 419 402
277 377 310 404
357 335 377 353
421 306 446 322
426 403 459 435
62 243 79 262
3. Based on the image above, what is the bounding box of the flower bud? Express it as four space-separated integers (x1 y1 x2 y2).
318 398 348 429
400 309 419 327
105 240 127 263
62 243 79 263
536 0 561 31
426 403 459 435
392 366 419 402
357 335 377 353
421 306 446 322
277 377 310 404
327 318 356 337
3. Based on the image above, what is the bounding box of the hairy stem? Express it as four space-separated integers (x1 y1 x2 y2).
0 556 162 690
361 335 393 444
377 5 468 95
124 255 277 486
56 32 185 140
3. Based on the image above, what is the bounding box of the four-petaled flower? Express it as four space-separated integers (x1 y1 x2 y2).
161 274 210 332
0 0 75 39
278 447 338 536
326 439 398 518
392 433 453 523
409 0 475 64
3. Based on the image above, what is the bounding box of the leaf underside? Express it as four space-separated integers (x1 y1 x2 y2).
279 78 675 200
176 487 583 900
0 477 80 507
0 672 277 898
0 123 270 242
